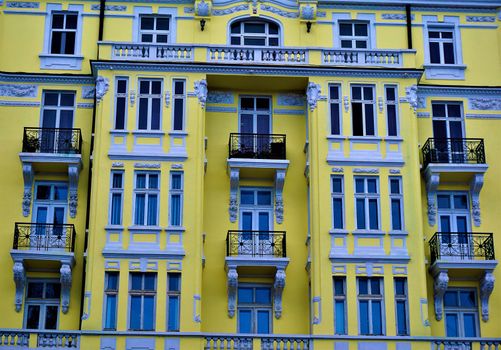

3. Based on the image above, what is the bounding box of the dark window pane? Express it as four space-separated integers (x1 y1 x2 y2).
151 81 161 94
370 278 380 294
231 24 240 34
138 98 148 130
60 93 74 106
365 104 375 135
238 309 252 333
355 179 365 193
115 97 126 129
339 23 352 36
241 98 254 110
352 86 362 100
105 294 117 329
269 24 279 34
367 179 377 193
397 300 408 335
257 310 270 334
45 283 61 299
442 31 453 39
395 278 406 295
453 195 468 209
445 314 459 337
151 98 161 130
355 23 368 36
45 306 59 329
352 103 364 136
335 301 346 334
386 87 396 101
173 99 184 130
131 274 143 290
356 199 366 229
130 296 141 329
332 178 342 193
140 81 150 94
157 35 168 43
144 274 156 290
268 37 279 46
330 86 339 100
429 31 440 38
52 14 65 29
443 42 455 64
432 104 446 118
444 291 459 307
334 278 345 295
359 278 368 294
391 199 402 230
437 195 451 209
168 274 181 292
238 288 253 303
44 93 59 106
359 301 369 334
363 87 373 100
255 288 271 304
256 98 270 110
141 17 154 30
36 185 51 200
330 103 340 135
174 81 184 95
107 273 119 290
50 32 63 54
464 314 477 337
341 40 352 48
390 179 400 194
26 305 41 329
240 191 254 205
244 37 266 46
143 296 155 330
368 199 379 229
117 80 127 94
231 37 240 45
429 42 441 63
460 291 476 307
447 104 461 118
27 282 44 298
244 23 265 33
66 14 77 29
64 32 76 54
141 34 153 43
157 17 169 30
372 301 382 334
387 105 397 136
257 191 271 205
355 40 367 49
168 296 180 331
333 198 343 229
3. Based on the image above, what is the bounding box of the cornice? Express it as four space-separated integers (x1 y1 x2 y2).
0 72 94 85
418 85 501 96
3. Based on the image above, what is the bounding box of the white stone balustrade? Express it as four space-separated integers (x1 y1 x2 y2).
322 49 403 66
112 43 193 61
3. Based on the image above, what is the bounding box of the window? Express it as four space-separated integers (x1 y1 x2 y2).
394 278 409 336
389 177 404 232
331 176 344 230
129 273 156 330
333 277 347 334
25 281 61 330
172 79 186 131
329 85 342 135
49 12 78 55
114 78 128 130
444 289 479 337
385 86 398 137
138 79 162 131
428 28 455 64
133 173 159 226
169 172 183 226
358 277 384 335
33 183 68 244
237 286 272 334
167 273 181 331
109 172 124 225
230 20 279 46
41 91 75 153
355 177 380 230
139 16 170 43
104 272 119 330
339 21 369 49
351 85 375 136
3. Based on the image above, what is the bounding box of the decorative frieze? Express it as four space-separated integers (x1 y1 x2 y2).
6 1 39 8
353 168 379 174
212 4 248 16
466 16 495 22
389 169 401 174
469 98 501 110
112 162 124 168
260 4 298 18
171 163 183 169
0 84 37 97
381 13 414 20
277 94 305 107
184 7 195 13
331 167 344 173
134 162 161 168
405 85 418 112
207 91 234 104
82 86 95 99
91 4 127 11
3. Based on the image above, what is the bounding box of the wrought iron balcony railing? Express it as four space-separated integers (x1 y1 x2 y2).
13 223 76 253
22 128 82 155
228 133 286 160
429 232 494 265
421 138 485 168
226 230 286 258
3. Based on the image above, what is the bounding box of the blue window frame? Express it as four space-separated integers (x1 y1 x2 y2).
169 172 183 227
133 172 159 226
104 272 119 330
129 273 156 331
389 177 404 232
394 277 409 336
237 286 272 334
444 289 479 337
109 172 124 225
167 273 181 331
331 176 344 230
334 277 347 334
355 177 380 230
358 277 384 335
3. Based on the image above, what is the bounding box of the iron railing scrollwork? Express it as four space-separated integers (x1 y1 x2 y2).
226 230 286 258
421 138 485 167
13 223 76 253
228 133 286 160
22 128 82 155
429 232 494 264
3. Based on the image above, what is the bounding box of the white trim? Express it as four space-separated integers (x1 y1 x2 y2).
133 6 178 43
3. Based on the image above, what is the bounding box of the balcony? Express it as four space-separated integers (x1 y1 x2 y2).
428 232 497 323
19 128 83 218
229 133 286 160
10 223 76 314
98 42 417 68
226 230 286 258
421 138 488 227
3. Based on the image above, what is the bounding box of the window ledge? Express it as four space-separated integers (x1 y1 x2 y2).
423 64 466 80
128 225 162 232
348 136 383 142
329 229 350 235
388 230 408 236
165 226 186 232
104 225 125 231
169 131 188 136
132 130 165 136
383 136 403 142
39 53 84 70
352 229 386 236
110 130 130 135
326 135 347 141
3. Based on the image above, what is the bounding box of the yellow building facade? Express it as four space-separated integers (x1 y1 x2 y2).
0 0 500 349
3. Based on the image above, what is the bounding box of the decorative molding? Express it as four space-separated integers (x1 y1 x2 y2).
300 4 315 20
195 0 211 16
194 79 208 108
130 90 136 107
417 112 430 118
134 162 161 168
13 261 25 312
112 162 124 168
469 98 501 110
96 76 109 103
277 93 305 107
331 167 344 173
68 165 80 218
381 13 414 20
260 4 298 18
0 84 37 97
81 291 91 320
60 263 72 314
212 4 248 15
378 97 384 113
405 85 418 112
306 82 321 112
22 163 33 217
0 100 40 107
164 91 171 107
206 106 237 113
353 168 379 174
466 113 501 119
480 272 495 322
77 103 94 109
82 86 95 99
6 1 39 8
425 170 440 226
229 168 239 223
273 109 304 115
275 170 286 224
312 296 321 325
343 96 349 112
207 91 234 104
470 173 485 227
91 4 127 11
273 268 286 318
193 294 202 323
172 163 183 169
184 7 195 13
433 271 449 321
418 96 426 109
389 169 401 174
227 268 238 318
466 16 495 22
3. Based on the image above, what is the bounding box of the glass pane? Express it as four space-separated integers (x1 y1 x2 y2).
240 191 254 205
117 79 127 94
372 301 382 335
148 174 158 189
173 99 184 130
257 191 272 205
355 23 368 36
432 103 446 118
157 17 169 30
269 24 279 34
141 17 154 30
52 14 64 29
395 279 406 296
341 40 352 48
64 32 76 54
443 42 455 64
130 296 141 329
171 174 182 190
386 87 396 101
363 87 373 100
107 273 118 290
442 31 453 39
440 216 451 233
131 274 143 290
429 31 440 38
151 81 161 95
238 288 253 303
36 185 51 200
331 104 340 135
50 32 63 54
352 103 363 136
170 194 181 226
231 37 240 45
141 34 153 43
105 295 117 329
257 310 270 334
134 194 145 225
333 198 343 229
429 42 441 63
231 24 240 34
450 121 463 139
387 105 397 136
364 105 375 135
27 282 44 298
355 179 365 193
444 291 458 307
370 278 380 295
257 114 270 134
143 296 155 330
140 81 150 94
255 288 271 304
238 309 252 333
45 283 61 299
244 23 265 33
460 291 476 307
390 179 400 194
339 23 352 36
168 274 181 292
112 173 123 189
359 278 368 294
396 301 408 335
138 98 148 130
53 207 65 225
447 104 461 118
242 212 253 234
269 37 279 47
391 199 402 230
453 195 468 209
334 278 345 295
258 212 269 232
26 305 40 329
332 178 342 193
368 199 379 230
36 207 48 225
136 174 146 188
59 93 74 107
356 199 366 229
359 300 369 334
463 314 477 337
367 179 377 194
151 99 160 130
53 185 68 200
256 98 270 110
456 217 468 233
144 274 156 291
335 301 346 334
352 86 362 100
437 195 451 209
45 306 58 329
445 314 459 337
114 103 125 130
244 38 266 46
174 81 184 95
168 296 180 331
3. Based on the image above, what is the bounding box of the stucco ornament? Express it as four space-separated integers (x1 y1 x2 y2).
480 272 495 321
227 268 238 318
306 82 321 111
194 79 208 108
60 264 73 314
433 271 449 321
195 0 211 16
229 168 239 222
0 84 37 97
405 85 418 112
300 4 315 20
273 269 286 318
95 76 109 103
13 262 25 312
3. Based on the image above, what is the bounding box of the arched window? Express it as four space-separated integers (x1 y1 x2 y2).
230 19 280 47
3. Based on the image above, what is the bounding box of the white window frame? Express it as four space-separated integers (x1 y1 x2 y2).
24 279 61 330
113 77 128 130
331 175 345 230
171 79 186 131
333 13 376 49
168 172 184 227
133 172 160 227
40 90 76 129
137 79 163 131
109 171 124 226
167 272 181 332
389 177 405 232
357 277 385 335
338 20 370 49
133 7 178 43
229 19 281 47
351 85 376 136
329 84 342 135
384 85 399 137
128 273 157 331
139 15 171 43
354 177 380 231
333 277 347 335
40 4 84 70
103 271 119 330
394 277 409 336
49 11 78 55
428 27 456 64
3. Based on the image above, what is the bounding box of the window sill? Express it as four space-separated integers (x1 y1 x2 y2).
165 226 185 232
423 64 466 80
352 229 386 236
39 53 84 70
104 225 125 231
132 130 165 136
383 136 403 142
326 135 347 141
388 230 408 236
329 229 349 235
128 225 162 232
348 136 383 142
110 130 130 135
169 131 188 136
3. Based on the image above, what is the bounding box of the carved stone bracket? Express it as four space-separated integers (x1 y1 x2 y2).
195 0 212 16
306 82 321 111
95 76 109 103
275 170 286 224
229 168 240 223
433 270 449 321
480 271 495 322
13 261 25 312
425 170 440 226
22 163 34 217
68 164 80 218
60 263 73 314
405 85 418 113
227 268 238 318
470 173 485 227
194 79 208 108
273 268 286 319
